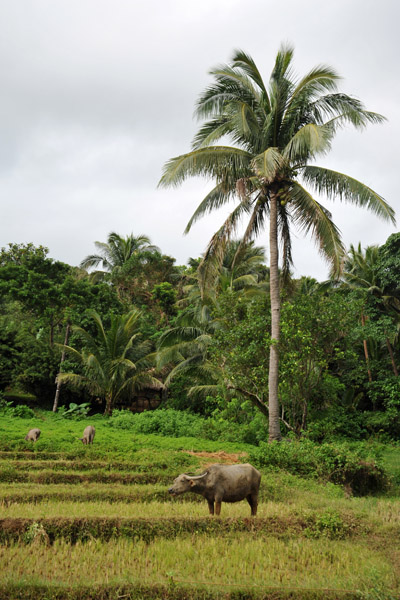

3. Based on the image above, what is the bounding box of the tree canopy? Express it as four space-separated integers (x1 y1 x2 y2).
159 45 395 440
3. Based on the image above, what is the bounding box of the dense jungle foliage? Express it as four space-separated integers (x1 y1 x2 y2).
1 231 400 442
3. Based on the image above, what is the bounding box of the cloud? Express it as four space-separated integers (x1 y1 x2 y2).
0 0 398 280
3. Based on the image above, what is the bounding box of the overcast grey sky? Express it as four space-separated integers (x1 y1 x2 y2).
1 0 398 279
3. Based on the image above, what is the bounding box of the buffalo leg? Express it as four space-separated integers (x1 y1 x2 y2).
215 501 222 516
247 494 258 516
207 500 214 515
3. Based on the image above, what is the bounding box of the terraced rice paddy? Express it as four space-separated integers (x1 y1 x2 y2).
0 429 399 599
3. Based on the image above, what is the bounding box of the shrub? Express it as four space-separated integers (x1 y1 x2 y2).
305 407 368 442
10 405 36 419
249 439 388 495
0 399 35 419
57 403 91 420
363 410 400 440
106 408 264 445
305 511 349 540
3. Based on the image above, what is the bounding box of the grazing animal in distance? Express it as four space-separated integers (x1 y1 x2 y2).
168 463 261 516
79 425 95 445
25 428 41 442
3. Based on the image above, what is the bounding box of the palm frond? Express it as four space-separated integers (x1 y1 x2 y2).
184 183 232 234
277 203 293 279
164 354 208 386
122 309 141 333
231 49 269 99
79 254 109 271
85 353 107 383
240 194 268 246
251 147 285 180
54 343 84 363
283 122 334 163
56 372 102 397
290 65 340 99
187 384 222 399
156 345 185 369
158 146 252 188
198 199 253 293
231 274 259 288
116 373 163 402
290 181 345 276
303 166 396 224
229 100 261 143
271 44 294 82
158 326 206 348
56 372 86 387
195 65 260 120
310 94 386 129
87 310 108 349
114 357 138 371
191 117 232 149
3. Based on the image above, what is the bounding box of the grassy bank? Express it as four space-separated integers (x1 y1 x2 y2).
0 536 396 595
0 411 399 599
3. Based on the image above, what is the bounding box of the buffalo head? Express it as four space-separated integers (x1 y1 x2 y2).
168 472 208 496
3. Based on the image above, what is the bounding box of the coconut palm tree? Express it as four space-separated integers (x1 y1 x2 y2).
159 45 395 440
218 240 268 293
80 232 159 274
56 309 162 415
156 241 268 411
343 243 400 378
183 240 267 307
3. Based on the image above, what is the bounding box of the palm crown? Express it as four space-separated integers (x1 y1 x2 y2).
80 232 160 273
160 45 394 277
57 309 161 415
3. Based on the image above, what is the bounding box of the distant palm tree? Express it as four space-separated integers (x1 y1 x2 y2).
183 240 267 308
80 232 159 274
56 309 162 415
159 45 395 440
156 305 217 389
157 241 267 403
343 243 400 378
218 240 268 293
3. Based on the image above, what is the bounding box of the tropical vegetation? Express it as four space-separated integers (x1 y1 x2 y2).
0 46 399 443
159 45 395 440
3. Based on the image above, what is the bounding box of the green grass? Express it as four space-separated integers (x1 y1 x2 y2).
0 482 173 504
0 475 343 507
381 445 400 483
0 467 175 484
0 498 360 522
0 411 399 599
0 536 396 594
0 411 254 455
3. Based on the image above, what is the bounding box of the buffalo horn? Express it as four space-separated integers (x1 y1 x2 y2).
186 472 208 480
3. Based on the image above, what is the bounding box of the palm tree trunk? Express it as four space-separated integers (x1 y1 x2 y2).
301 400 308 433
268 192 282 442
52 322 71 413
385 336 398 376
104 394 113 416
361 311 372 383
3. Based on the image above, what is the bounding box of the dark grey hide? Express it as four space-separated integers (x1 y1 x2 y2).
168 463 261 516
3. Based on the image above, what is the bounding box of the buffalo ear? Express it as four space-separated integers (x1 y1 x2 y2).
189 479 195 487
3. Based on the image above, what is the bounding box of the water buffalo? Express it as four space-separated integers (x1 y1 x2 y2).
79 425 95 445
168 463 261 516
25 428 41 442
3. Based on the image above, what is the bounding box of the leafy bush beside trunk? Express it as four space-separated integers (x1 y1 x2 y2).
249 439 388 495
